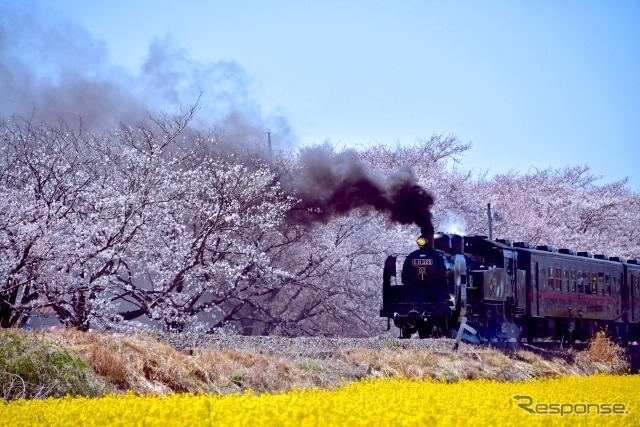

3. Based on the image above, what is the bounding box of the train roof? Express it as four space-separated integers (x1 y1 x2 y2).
461 235 640 266
463 235 516 251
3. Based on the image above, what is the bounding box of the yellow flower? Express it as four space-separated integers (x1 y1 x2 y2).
0 375 637 426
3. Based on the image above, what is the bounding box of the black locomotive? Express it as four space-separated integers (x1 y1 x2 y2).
381 233 640 345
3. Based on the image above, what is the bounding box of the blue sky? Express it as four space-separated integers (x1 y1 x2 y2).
3 1 640 190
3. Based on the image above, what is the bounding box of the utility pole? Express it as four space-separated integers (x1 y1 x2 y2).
487 203 493 241
267 129 272 153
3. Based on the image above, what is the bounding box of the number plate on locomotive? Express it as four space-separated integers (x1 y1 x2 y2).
412 259 433 266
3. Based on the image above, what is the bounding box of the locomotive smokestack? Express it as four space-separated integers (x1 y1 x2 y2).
283 146 435 236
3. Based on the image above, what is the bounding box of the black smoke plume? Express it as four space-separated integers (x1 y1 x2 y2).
284 146 435 241
1 3 433 238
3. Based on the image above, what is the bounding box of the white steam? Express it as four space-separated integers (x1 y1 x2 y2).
437 211 467 236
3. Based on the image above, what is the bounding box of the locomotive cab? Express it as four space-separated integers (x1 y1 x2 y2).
463 236 525 341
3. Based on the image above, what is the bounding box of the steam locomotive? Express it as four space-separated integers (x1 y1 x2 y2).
381 233 640 345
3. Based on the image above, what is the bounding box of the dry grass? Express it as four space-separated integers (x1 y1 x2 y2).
13 328 629 396
574 330 628 374
194 348 334 393
341 347 593 382
41 329 337 394
42 329 204 394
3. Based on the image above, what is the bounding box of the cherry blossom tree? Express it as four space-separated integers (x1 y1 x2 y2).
467 166 639 259
0 112 296 332
2 111 638 337
0 117 100 327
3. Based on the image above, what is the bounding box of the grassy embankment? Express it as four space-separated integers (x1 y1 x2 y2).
0 328 629 400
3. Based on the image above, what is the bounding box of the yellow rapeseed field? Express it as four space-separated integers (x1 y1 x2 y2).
1 375 638 427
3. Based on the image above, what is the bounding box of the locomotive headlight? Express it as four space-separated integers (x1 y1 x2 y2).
416 236 427 247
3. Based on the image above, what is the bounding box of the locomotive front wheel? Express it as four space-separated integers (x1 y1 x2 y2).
430 324 442 338
400 328 413 339
417 324 431 339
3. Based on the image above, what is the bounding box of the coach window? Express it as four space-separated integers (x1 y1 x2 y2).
547 266 555 290
585 271 592 294
577 270 584 293
541 267 547 289
597 273 605 295
562 269 569 292
554 267 562 291
605 274 611 296
590 273 597 295
570 270 577 292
